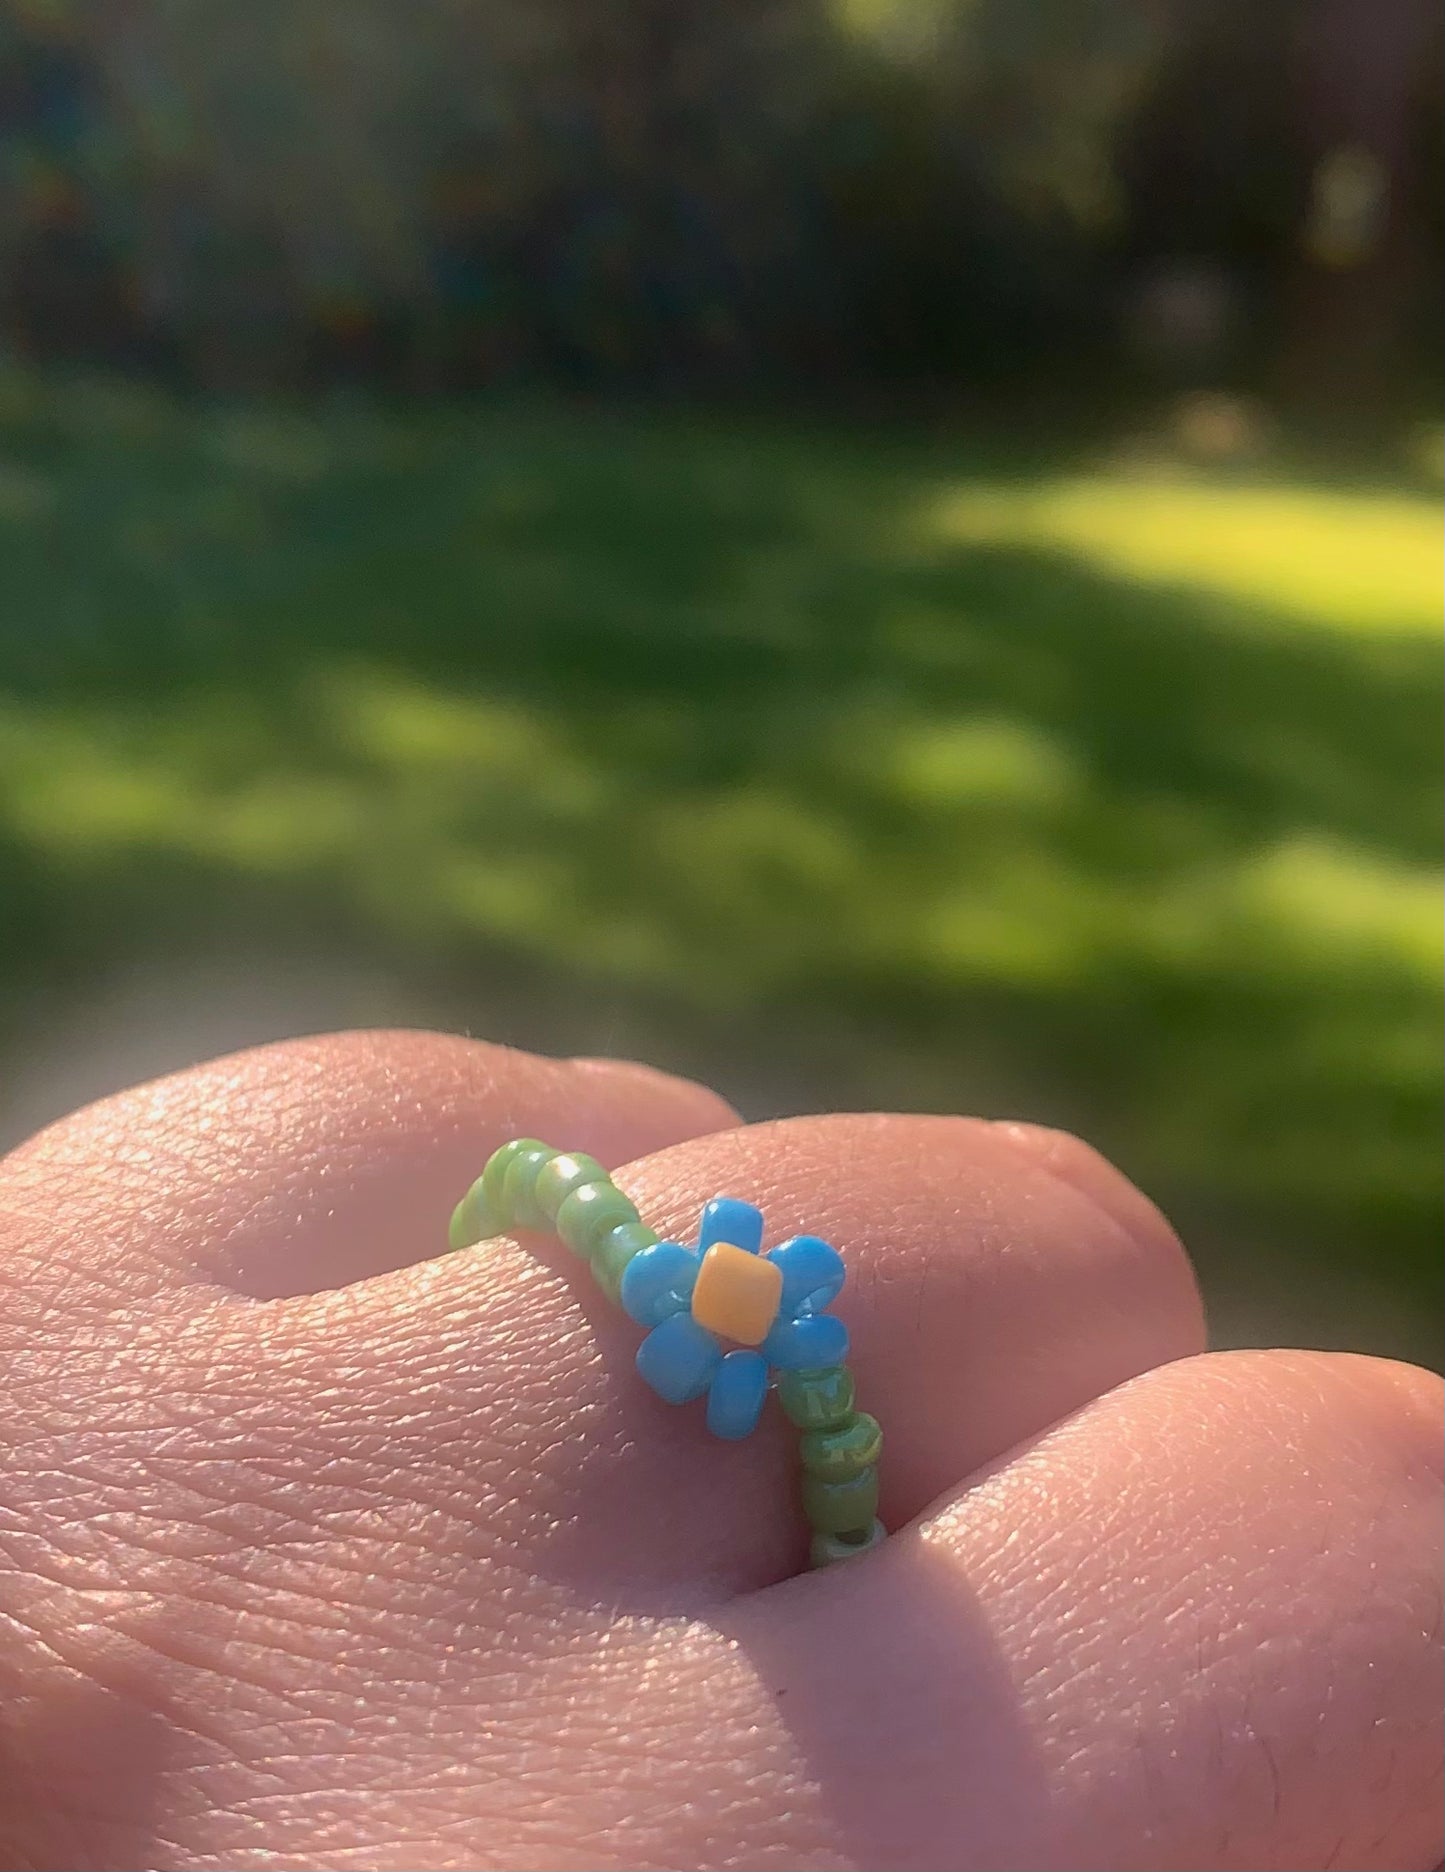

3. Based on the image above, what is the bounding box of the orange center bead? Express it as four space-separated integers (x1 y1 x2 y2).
690 1242 784 1346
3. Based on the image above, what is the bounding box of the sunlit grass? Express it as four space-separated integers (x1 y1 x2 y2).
926 475 1444 633
3 651 1436 1018
0 381 1439 1346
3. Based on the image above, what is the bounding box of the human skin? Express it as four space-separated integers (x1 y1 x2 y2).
0 1030 1439 1872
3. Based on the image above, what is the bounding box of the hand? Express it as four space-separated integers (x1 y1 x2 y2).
1 1032 1439 1870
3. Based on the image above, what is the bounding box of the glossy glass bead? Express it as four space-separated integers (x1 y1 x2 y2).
502 1144 558 1230
448 1176 500 1250
809 1517 887 1567
533 1152 608 1222
776 1365 855 1430
800 1411 882 1483
619 1240 699 1326
801 1464 878 1534
705 1349 769 1439
690 1242 784 1346
636 1311 722 1404
555 1181 640 1259
697 1196 764 1255
480 1137 547 1219
768 1235 846 1316
591 1221 660 1302
762 1310 849 1371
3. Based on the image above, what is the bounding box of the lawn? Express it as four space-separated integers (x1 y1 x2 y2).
0 372 1440 1359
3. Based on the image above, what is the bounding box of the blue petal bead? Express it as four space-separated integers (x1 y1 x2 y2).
636 1313 722 1404
619 1241 699 1327
698 1196 763 1255
767 1235 846 1315
705 1349 769 1439
762 1310 850 1370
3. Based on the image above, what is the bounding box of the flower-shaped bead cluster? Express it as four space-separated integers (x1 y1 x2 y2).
618 1197 848 1439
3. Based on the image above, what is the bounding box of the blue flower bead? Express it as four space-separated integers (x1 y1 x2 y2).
619 1197 849 1439
634 1311 721 1403
706 1349 770 1438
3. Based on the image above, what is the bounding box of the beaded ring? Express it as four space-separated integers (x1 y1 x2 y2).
448 1139 885 1567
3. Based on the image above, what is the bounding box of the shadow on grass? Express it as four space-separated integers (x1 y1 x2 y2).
1 386 1440 1354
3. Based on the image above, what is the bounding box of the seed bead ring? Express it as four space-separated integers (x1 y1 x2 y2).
448 1139 886 1567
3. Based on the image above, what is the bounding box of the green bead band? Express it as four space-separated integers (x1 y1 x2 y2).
481 1137 548 1218
449 1139 884 1570
449 1178 499 1250
534 1151 609 1222
592 1220 660 1302
556 1182 642 1259
502 1144 559 1230
810 1516 887 1567
801 1464 879 1534
777 1365 855 1430
800 1411 882 1483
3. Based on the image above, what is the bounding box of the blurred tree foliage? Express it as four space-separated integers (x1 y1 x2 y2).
1 0 1438 414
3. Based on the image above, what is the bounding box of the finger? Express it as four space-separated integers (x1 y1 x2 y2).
666 1349 1441 1872
990 1119 1187 1252
282 1110 1202 1594
0 1031 737 1309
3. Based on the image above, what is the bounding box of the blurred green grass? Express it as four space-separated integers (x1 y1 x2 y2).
0 373 1440 1358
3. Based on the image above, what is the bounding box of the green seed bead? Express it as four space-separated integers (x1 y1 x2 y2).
533 1152 609 1222
502 1144 559 1230
800 1411 882 1484
801 1464 878 1535
776 1365 855 1431
448 1178 502 1250
809 1517 887 1567
591 1220 661 1302
556 1181 641 1259
480 1138 549 1219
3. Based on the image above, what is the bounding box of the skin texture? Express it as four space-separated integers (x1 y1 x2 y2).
0 1030 1439 1872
